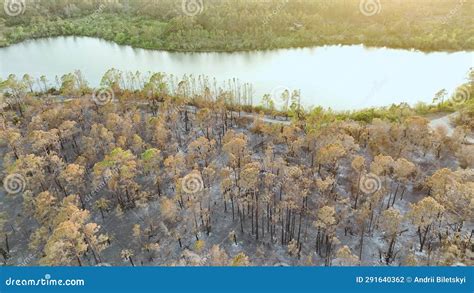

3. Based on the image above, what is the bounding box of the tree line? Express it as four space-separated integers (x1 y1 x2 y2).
1 0 472 51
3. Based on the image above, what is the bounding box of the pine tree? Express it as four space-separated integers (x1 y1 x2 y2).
408 197 444 252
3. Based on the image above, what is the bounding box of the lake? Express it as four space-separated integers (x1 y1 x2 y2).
0 36 472 110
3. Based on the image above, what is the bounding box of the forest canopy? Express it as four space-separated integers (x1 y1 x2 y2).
1 0 473 51
0 69 473 266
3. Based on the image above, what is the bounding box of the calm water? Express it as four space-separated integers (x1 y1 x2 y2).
0 36 472 110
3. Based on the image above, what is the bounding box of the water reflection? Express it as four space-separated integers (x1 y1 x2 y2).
0 36 472 110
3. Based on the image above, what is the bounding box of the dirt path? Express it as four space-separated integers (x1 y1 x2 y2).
243 110 474 144
429 112 474 144
251 111 474 145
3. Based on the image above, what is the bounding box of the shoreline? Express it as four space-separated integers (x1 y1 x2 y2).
2 34 473 54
